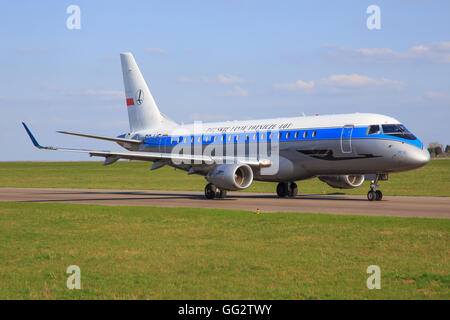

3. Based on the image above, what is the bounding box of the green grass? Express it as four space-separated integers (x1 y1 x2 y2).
0 160 449 196
0 202 448 299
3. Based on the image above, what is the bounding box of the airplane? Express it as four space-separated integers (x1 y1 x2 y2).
22 52 430 201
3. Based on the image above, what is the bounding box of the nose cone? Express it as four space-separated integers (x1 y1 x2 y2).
409 148 430 169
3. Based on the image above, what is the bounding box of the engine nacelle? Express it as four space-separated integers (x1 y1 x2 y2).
206 164 254 191
318 175 365 189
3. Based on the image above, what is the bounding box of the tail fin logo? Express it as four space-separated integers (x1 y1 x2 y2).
135 89 144 105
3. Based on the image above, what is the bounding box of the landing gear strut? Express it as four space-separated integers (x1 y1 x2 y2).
204 183 227 199
367 175 383 201
276 182 298 198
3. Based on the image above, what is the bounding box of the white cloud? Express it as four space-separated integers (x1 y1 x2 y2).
425 91 450 101
321 74 401 88
423 91 450 102
324 42 450 63
400 91 450 107
217 86 248 97
217 74 245 85
145 47 168 55
274 74 403 94
274 80 315 91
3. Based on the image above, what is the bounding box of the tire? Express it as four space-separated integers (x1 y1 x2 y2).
367 191 376 201
217 189 227 199
276 183 288 197
288 182 298 198
375 190 383 201
205 183 216 199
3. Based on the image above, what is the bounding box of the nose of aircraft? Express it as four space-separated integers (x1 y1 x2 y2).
409 148 430 169
391 144 431 171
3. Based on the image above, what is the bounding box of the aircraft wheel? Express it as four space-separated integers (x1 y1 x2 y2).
367 191 376 201
276 182 289 197
288 182 298 198
205 183 217 199
375 190 383 201
217 189 227 199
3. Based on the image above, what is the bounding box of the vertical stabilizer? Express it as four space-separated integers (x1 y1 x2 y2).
120 52 163 132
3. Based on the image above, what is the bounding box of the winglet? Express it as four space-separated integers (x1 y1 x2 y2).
22 122 56 150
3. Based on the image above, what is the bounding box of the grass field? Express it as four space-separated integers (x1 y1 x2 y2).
0 159 449 196
0 202 448 300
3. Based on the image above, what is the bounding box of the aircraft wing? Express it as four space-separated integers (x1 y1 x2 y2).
22 123 271 167
57 130 142 144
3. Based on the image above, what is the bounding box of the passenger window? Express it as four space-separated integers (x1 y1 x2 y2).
312 131 316 138
261 133 265 140
191 137 194 143
294 132 299 139
367 125 380 135
303 131 307 138
286 132 290 139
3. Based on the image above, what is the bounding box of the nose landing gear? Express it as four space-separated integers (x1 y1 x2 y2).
276 182 298 198
367 175 383 201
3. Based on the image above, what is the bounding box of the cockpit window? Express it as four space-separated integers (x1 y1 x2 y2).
367 125 380 135
382 124 417 140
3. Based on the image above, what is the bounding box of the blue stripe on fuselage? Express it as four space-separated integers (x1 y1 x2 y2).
142 126 423 149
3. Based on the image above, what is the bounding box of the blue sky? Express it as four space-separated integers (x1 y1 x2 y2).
1 0 449 160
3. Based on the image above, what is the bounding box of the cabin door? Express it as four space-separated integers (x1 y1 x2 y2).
341 125 354 154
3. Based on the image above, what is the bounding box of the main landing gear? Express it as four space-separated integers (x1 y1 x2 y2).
367 175 383 201
204 183 227 200
276 182 298 198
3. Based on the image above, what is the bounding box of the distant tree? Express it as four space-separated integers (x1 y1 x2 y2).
428 142 443 158
428 142 442 149
445 145 450 154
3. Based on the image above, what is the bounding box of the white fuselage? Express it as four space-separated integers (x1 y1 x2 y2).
118 113 429 182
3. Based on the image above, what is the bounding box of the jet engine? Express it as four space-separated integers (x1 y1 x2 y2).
206 164 254 191
318 175 365 189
